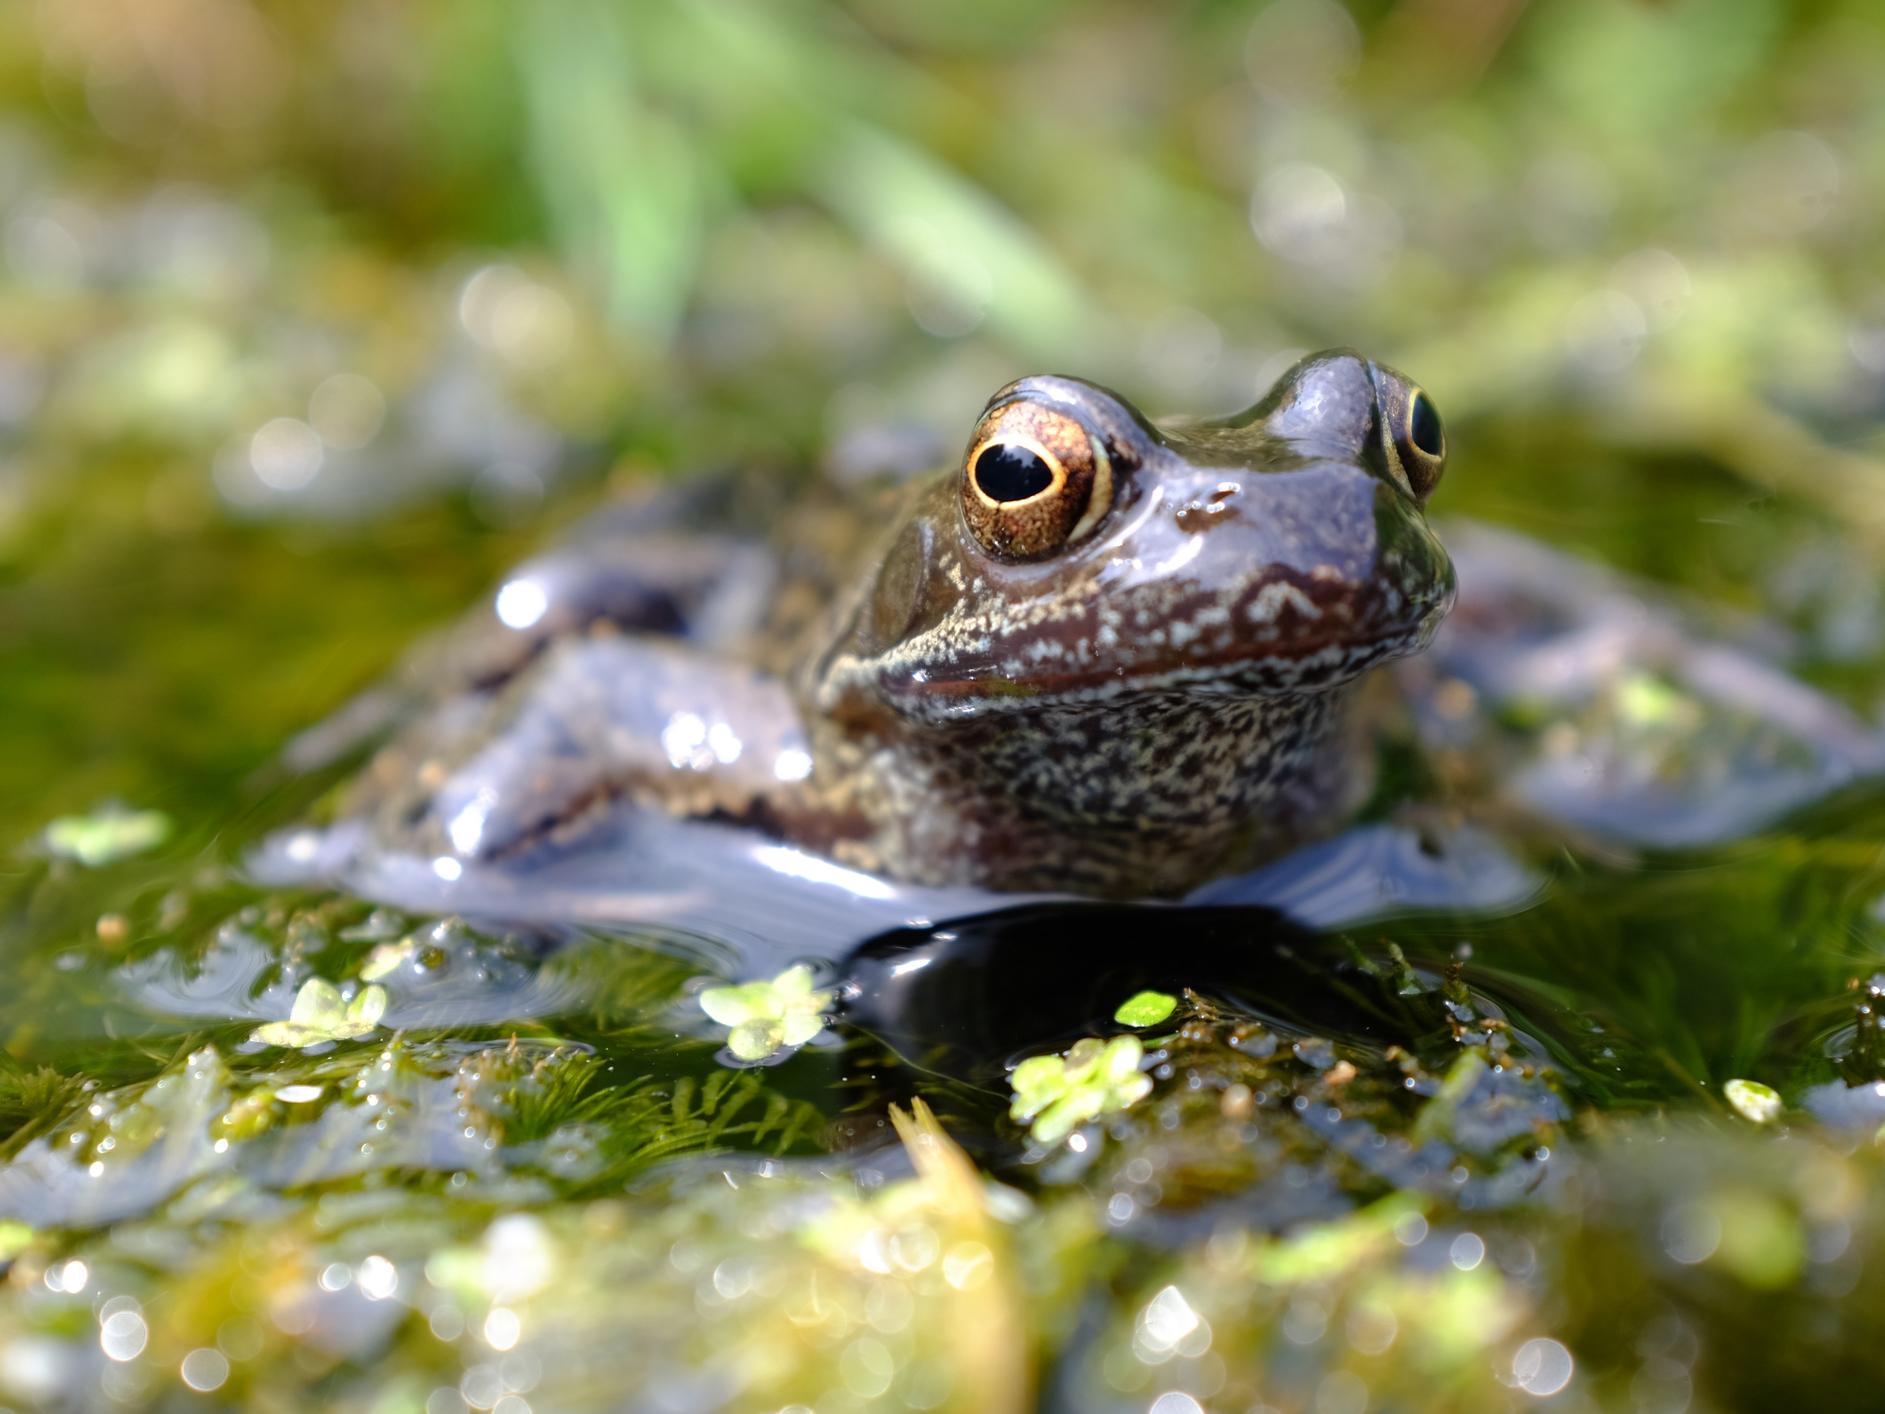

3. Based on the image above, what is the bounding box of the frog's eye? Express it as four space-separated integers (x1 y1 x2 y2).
1392 387 1446 501
1409 392 1443 457
961 402 1113 559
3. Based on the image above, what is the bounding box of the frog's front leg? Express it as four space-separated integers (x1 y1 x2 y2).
346 633 836 871
442 531 778 693
285 506 777 773
262 628 1008 949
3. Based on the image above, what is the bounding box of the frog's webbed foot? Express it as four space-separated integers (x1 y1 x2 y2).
1400 519 1885 849
283 498 778 775
1188 817 1544 928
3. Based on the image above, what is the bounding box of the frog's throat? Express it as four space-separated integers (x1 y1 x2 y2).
806 681 1364 895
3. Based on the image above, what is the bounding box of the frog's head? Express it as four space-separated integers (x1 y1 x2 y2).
817 349 1454 724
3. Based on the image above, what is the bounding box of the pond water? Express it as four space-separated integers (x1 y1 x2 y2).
8 402 1885 1410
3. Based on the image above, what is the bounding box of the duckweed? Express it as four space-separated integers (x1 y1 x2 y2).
1113 990 1179 1028
1009 1036 1154 1146
698 964 835 1063
250 979 389 1048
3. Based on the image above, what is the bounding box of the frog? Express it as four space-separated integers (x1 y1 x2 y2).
277 350 1448 903
261 349 1882 948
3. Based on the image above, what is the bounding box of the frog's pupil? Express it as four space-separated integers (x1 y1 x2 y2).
1409 393 1443 457
974 443 1055 502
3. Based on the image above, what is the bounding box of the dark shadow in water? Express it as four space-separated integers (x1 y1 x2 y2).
838 902 1469 1093
836 900 1577 1241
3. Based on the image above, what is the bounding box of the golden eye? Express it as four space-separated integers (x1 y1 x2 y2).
961 401 1113 558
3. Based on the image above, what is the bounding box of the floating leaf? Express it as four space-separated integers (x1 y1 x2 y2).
348 984 388 1030
1009 1035 1152 1146
251 980 389 1048
1725 1077 1783 1124
699 964 833 1064
44 807 171 867
359 938 415 982
0 1221 35 1263
1114 990 1178 1028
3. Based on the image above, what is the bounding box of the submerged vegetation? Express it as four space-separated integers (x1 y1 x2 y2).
4 0 1885 1409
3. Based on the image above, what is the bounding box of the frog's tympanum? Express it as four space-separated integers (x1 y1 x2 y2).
329 350 1453 900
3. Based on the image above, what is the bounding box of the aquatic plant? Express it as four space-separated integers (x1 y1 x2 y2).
1009 1036 1154 1147
697 963 835 1063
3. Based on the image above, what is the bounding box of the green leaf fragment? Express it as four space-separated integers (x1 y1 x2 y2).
251 980 390 1048
1724 1077 1783 1124
0 1221 35 1263
699 964 834 1063
359 938 414 982
1008 1035 1152 1146
348 984 388 1030
44 807 171 866
1615 671 1689 726
1114 990 1178 1028
727 1021 786 1063
1250 1193 1431 1286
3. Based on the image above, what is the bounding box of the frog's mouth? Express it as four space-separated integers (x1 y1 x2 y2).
887 595 1452 719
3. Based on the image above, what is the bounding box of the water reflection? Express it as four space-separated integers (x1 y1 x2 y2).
842 899 1570 1233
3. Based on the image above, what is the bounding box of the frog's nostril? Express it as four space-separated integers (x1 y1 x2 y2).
1174 482 1243 532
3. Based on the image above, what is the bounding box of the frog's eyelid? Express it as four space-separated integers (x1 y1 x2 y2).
1377 432 1418 499
1065 435 1114 544
982 383 1148 463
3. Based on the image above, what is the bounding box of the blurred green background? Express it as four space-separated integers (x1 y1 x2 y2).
5 9 1885 1409
3 0 1884 833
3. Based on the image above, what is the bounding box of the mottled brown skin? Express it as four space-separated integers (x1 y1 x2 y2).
794 350 1454 893
341 350 1453 898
